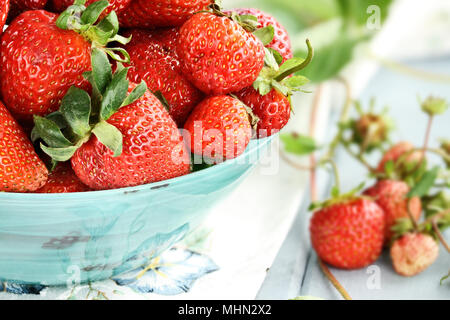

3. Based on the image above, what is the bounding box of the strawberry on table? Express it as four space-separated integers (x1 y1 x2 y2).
0 101 48 193
176 10 265 95
183 95 252 162
118 0 211 28
33 49 191 190
0 0 131 121
36 162 90 193
364 179 422 242
229 8 293 63
123 28 203 127
310 196 385 269
390 232 439 277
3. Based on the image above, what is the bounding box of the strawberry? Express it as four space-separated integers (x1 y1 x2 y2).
122 28 203 126
376 141 423 175
235 40 313 137
229 8 293 63
235 87 290 138
8 0 47 21
390 232 439 277
0 101 48 192
36 162 90 193
0 0 8 35
176 11 265 95
183 95 252 161
364 179 422 242
51 0 131 19
33 49 191 190
0 1 131 121
118 0 211 28
310 197 385 269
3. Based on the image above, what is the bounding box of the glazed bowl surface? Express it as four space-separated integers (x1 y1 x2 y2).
0 137 274 285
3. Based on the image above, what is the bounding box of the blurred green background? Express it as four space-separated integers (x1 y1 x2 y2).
225 0 393 83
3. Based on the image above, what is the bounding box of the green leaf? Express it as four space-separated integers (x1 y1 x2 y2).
337 0 393 26
91 48 112 94
33 116 73 149
56 2 86 30
96 11 119 37
278 57 305 77
281 133 318 155
40 144 79 162
121 81 147 107
294 33 368 83
47 111 68 129
267 48 283 65
60 87 92 137
407 166 439 198
275 39 313 81
282 75 310 89
263 48 280 71
104 47 131 64
271 80 290 97
81 0 109 25
92 121 123 157
384 160 395 177
100 67 129 120
331 185 340 198
88 26 114 46
253 25 275 46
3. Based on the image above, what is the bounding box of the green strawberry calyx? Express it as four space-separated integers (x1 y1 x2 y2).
56 0 131 63
253 39 313 98
32 48 147 163
309 181 367 211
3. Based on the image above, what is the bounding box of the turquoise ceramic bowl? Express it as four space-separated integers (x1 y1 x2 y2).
0 136 274 286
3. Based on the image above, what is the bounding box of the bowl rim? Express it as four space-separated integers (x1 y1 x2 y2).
0 136 275 201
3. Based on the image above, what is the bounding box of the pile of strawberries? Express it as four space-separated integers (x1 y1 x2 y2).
0 0 312 193
308 97 450 278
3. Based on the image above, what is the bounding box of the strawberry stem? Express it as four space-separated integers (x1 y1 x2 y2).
432 218 450 253
319 260 352 300
274 39 313 82
406 199 419 231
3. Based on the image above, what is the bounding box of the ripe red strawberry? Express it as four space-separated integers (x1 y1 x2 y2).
310 198 385 269
0 0 8 35
36 162 90 193
34 50 191 190
1 10 90 120
230 8 293 63
71 84 191 190
51 0 131 18
0 101 48 192
376 141 423 174
8 0 47 21
184 95 252 161
118 0 211 28
176 12 265 95
390 232 439 277
364 180 422 242
123 28 203 126
235 87 290 138
1 4 129 121
235 40 313 137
